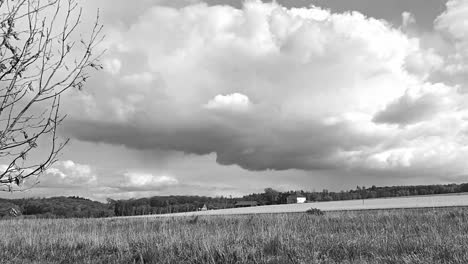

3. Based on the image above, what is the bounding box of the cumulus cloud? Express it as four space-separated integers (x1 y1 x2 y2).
401 12 416 30
58 1 468 179
116 172 179 191
435 0 468 42
19 161 182 198
40 160 97 188
372 83 458 126
432 0 468 89
204 93 251 112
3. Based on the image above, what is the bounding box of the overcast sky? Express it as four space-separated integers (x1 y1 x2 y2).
2 0 468 201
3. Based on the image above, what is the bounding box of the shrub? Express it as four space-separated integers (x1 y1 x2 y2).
306 208 325 216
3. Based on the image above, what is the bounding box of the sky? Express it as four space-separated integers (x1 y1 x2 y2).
1 0 468 201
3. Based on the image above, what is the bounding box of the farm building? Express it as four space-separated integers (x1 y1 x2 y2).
200 204 208 211
286 195 306 204
235 201 258 208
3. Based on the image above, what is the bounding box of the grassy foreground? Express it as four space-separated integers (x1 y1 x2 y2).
1 208 467 263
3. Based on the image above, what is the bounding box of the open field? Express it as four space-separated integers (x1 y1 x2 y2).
129 193 468 218
1 207 468 263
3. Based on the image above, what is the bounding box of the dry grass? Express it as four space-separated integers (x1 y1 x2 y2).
1 208 468 263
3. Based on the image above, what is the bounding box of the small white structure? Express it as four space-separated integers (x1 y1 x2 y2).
200 204 208 211
286 195 306 204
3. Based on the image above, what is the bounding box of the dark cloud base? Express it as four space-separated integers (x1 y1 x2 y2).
63 118 383 172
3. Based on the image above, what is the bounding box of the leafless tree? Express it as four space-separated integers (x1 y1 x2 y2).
0 0 103 191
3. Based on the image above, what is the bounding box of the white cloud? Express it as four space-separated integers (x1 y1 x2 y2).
402 12 416 30
57 1 468 180
41 160 97 187
204 93 251 111
119 172 178 191
103 58 122 75
433 0 468 84
435 0 468 41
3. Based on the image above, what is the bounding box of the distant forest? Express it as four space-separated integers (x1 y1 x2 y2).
0 196 114 219
1 183 468 218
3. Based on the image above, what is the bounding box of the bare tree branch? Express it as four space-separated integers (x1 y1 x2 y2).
0 0 103 191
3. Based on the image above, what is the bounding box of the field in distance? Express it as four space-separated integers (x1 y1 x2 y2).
129 192 468 218
1 207 468 263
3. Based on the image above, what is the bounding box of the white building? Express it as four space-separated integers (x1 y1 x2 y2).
286 195 307 204
200 204 208 211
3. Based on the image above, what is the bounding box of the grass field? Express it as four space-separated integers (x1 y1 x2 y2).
1 207 468 263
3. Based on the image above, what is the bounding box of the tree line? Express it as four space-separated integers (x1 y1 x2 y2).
109 183 468 216
1 183 468 218
0 196 113 218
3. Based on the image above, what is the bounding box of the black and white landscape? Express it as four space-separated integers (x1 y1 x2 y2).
0 0 467 263
1 0 467 200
